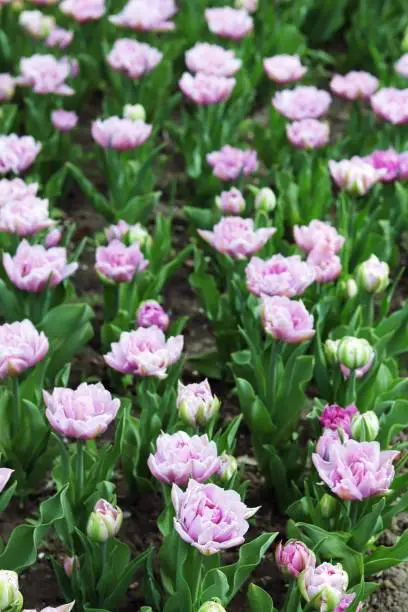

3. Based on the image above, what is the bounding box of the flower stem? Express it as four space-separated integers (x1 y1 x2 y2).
75 439 85 507
11 376 20 440
266 341 281 414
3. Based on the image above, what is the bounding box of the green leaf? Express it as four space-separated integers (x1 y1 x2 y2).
0 280 21 322
248 583 275 611
120 191 161 224
67 162 113 221
378 400 408 446
0 486 68 571
349 498 385 551
364 529 408 575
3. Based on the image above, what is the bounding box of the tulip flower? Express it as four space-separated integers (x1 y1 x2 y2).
313 439 399 500
17 55 75 96
330 71 379 100
286 119 330 149
362 149 401 182
264 54 307 84
294 220 344 254
205 7 253 40
197 603 226 612
371 88 408 125
0 73 15 102
95 240 148 283
215 187 246 215
109 0 177 32
351 411 380 442
328 157 386 195
186 43 241 77
207 145 258 181
43 383 120 439
172 479 259 555
104 326 183 378
0 178 38 205
198 217 275 259
218 453 238 482
60 0 105 22
0 320 49 379
0 571 22 612
91 117 152 150
261 296 315 343
0 135 42 175
357 255 389 293
395 54 408 77
272 86 332 121
23 605 75 612
337 336 373 370
104 220 151 246
254 187 276 212
320 404 358 436
179 72 236 105
106 39 163 80
51 110 78 132
246 254 315 297
148 431 220 485
307 245 342 284
298 562 349 610
136 300 170 331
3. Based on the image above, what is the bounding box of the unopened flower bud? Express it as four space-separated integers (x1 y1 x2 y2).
128 223 152 249
87 499 123 542
276 540 316 578
235 0 258 12
0 571 22 612
402 26 408 53
63 556 79 578
254 187 276 212
338 337 373 370
123 104 146 122
324 339 340 364
345 278 358 298
357 255 389 293
319 493 337 518
45 227 62 248
351 411 380 442
177 380 220 426
218 453 238 482
298 562 348 610
197 602 226 612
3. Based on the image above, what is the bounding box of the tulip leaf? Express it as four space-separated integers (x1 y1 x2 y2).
248 583 275 611
349 498 385 551
364 529 408 575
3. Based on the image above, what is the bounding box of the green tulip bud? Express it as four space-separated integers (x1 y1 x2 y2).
402 26 408 52
254 187 276 212
128 223 152 249
338 336 373 370
218 453 238 482
123 104 146 122
351 411 380 441
319 493 337 518
0 571 22 612
197 601 227 612
345 278 358 298
87 499 123 543
357 255 389 293
324 339 340 364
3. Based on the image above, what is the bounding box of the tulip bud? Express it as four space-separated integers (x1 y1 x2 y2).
63 555 79 578
87 499 123 542
298 562 348 610
338 337 373 370
357 255 389 293
345 278 358 298
235 0 258 12
123 104 146 122
254 187 277 212
128 223 152 249
177 380 220 427
319 493 337 518
197 601 226 612
324 339 340 364
351 411 380 442
0 571 22 612
275 540 316 578
45 227 62 248
218 453 238 482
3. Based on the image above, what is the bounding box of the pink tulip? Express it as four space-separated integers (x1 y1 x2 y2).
320 404 358 436
370 88 408 125
106 39 163 80
0 197 53 236
0 179 39 206
205 7 253 40
246 254 315 297
216 187 245 215
60 0 105 22
0 468 13 493
260 296 315 344
0 74 15 102
179 72 236 105
172 479 259 555
45 27 74 49
44 382 120 439
362 148 400 182
104 325 183 379
0 320 49 379
275 540 316 577
286 119 330 149
136 300 169 331
299 562 349 610
328 157 386 195
395 54 408 78
316 429 348 461
45 228 62 248
0 135 41 175
177 379 220 426
313 438 399 500
109 0 177 32
294 220 344 254
186 43 241 77
272 86 332 121
399 152 408 180
91 117 152 150
307 244 342 283
207 145 258 181
17 54 75 96
51 110 78 132
63 556 78 578
263 55 307 84
3 240 77 292
198 217 276 259
330 71 379 101
148 431 220 486
19 9 55 38
95 239 148 283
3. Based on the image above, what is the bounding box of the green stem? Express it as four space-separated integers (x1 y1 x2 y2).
75 440 85 507
104 284 119 322
266 341 281 414
345 370 357 406
184 546 202 605
11 376 20 440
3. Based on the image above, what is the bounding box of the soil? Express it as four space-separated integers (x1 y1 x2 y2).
1 86 407 612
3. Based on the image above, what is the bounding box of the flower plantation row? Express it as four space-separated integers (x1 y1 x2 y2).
0 1 408 612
